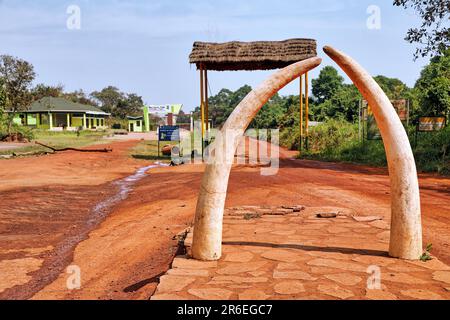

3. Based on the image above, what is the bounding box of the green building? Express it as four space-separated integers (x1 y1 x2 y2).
12 97 110 131
127 116 144 132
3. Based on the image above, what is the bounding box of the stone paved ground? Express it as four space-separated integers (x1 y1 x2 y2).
151 205 450 300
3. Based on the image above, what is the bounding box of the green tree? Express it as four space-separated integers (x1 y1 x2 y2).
114 93 144 119
373 75 410 100
91 86 124 114
0 55 35 134
312 84 361 122
31 83 64 101
393 0 450 59
415 49 450 117
197 85 252 127
63 89 98 106
91 86 144 119
312 66 344 104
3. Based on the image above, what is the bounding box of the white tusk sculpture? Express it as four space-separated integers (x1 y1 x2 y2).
323 46 422 260
191 57 322 261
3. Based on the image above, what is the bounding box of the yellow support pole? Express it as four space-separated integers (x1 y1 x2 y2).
299 75 303 151
200 67 205 144
305 72 309 149
205 69 209 132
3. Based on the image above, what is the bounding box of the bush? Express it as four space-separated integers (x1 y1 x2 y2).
280 119 450 175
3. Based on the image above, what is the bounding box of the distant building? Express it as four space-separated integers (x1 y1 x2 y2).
11 97 110 131
143 104 183 131
127 116 144 132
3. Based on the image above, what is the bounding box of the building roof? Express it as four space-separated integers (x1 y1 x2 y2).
189 38 317 71
26 97 110 115
127 116 143 120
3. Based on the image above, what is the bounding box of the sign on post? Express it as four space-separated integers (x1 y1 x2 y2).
392 99 409 123
159 125 180 141
418 117 446 132
158 125 180 157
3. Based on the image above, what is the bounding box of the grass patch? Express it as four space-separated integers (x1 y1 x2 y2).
130 140 179 162
0 129 111 156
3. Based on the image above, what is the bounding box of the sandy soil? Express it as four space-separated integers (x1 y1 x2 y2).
1 139 449 300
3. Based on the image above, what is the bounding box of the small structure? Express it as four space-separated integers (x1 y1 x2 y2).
12 97 109 131
127 116 144 132
143 104 183 131
189 38 317 150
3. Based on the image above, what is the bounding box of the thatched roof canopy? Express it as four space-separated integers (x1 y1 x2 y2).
189 38 317 71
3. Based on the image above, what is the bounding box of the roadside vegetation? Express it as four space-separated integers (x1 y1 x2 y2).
0 129 110 156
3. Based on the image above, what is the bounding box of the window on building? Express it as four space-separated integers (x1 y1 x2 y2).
136 121 141 127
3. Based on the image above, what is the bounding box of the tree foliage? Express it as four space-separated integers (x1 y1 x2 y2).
0 54 36 133
393 0 450 59
414 48 450 116
312 66 344 104
90 86 144 118
31 83 64 101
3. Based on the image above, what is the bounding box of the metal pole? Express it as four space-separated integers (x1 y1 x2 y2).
299 75 303 152
358 99 361 143
305 72 309 150
205 69 209 133
200 66 205 156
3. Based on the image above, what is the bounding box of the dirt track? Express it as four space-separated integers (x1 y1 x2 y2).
1 140 449 299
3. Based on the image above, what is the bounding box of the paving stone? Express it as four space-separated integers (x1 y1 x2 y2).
326 226 350 234
273 270 317 281
400 289 443 300
172 256 218 269
275 262 299 270
274 281 305 294
365 289 398 300
406 259 450 271
188 288 233 300
432 271 450 284
351 255 394 267
324 273 362 286
151 293 185 300
307 258 366 272
306 251 349 260
382 272 428 284
224 251 254 263
261 249 304 263
156 275 196 293
369 220 390 229
217 262 267 275
270 230 296 236
248 271 266 277
210 276 269 284
376 230 390 241
387 264 427 273
167 268 209 277
352 216 383 222
309 266 344 274
238 289 270 300
317 284 354 299
227 285 252 289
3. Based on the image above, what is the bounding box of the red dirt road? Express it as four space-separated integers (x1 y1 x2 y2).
1 140 449 299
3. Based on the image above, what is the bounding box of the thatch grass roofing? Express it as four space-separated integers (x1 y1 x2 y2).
189 38 317 71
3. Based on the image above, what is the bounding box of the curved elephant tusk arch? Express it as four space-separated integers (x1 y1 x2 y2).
323 45 422 260
191 57 322 261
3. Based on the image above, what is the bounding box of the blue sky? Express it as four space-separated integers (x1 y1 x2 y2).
0 0 429 111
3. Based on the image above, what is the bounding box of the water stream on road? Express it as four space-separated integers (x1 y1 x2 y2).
88 162 169 225
8 162 169 299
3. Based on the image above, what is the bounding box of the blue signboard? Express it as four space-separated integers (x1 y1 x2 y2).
158 125 180 142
